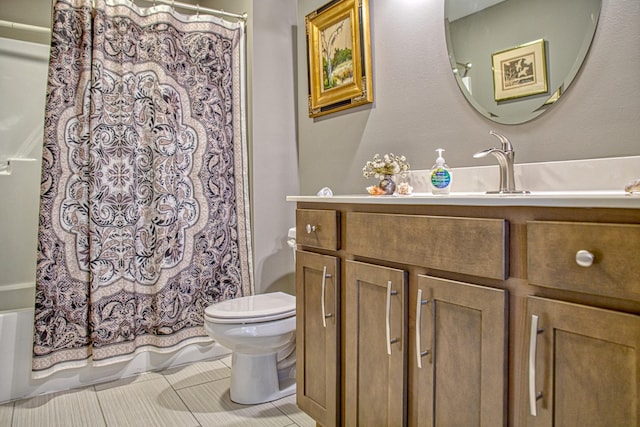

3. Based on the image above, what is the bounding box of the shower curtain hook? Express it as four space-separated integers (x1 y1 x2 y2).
196 4 200 19
171 0 175 12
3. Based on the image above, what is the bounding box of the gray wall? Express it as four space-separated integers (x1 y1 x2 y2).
250 0 299 295
211 0 299 295
296 0 640 195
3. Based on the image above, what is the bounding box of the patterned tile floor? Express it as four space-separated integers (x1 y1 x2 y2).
0 356 315 427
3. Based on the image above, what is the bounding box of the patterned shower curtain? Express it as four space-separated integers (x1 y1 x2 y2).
33 0 252 378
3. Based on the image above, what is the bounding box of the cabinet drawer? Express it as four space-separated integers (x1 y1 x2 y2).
346 212 508 280
528 221 640 301
296 209 340 251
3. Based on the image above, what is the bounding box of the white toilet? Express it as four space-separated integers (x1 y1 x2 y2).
204 291 297 404
204 228 298 404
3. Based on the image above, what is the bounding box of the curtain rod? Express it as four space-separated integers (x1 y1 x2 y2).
136 0 248 21
0 3 247 36
0 19 50 34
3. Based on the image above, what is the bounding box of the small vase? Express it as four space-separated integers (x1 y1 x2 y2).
379 174 396 195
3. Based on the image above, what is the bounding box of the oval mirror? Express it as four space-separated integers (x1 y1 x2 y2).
445 0 601 124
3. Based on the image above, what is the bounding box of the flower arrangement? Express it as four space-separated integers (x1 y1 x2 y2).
363 153 411 195
362 153 410 179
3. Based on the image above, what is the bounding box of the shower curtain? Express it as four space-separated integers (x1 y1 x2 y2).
33 0 252 378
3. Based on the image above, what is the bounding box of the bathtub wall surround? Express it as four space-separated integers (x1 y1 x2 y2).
409 155 640 194
0 159 40 298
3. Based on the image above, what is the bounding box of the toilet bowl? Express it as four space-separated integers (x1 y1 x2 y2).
204 291 297 404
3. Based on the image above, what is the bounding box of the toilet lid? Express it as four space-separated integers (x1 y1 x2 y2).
204 292 296 324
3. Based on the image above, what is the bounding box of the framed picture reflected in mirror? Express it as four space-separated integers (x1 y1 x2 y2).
492 39 548 102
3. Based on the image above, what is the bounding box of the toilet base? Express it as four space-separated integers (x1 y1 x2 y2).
229 352 296 405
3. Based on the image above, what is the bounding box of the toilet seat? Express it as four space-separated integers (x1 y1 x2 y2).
205 292 296 324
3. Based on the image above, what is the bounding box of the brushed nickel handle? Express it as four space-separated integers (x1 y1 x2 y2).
415 289 430 369
575 250 594 267
386 281 398 356
321 266 332 328
305 224 318 234
529 314 544 416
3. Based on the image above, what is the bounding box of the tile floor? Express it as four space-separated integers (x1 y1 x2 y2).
0 356 315 427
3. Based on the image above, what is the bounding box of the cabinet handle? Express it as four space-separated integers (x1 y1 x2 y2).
305 223 318 234
575 249 595 267
321 266 332 328
529 314 544 416
386 281 398 356
415 289 430 369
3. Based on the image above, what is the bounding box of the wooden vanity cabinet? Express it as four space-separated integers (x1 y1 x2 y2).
525 296 640 426
525 220 640 426
343 212 509 427
344 260 407 426
411 276 507 427
296 250 340 427
293 201 640 427
295 209 341 427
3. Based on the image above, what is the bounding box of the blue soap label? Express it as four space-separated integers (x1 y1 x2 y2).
431 168 451 189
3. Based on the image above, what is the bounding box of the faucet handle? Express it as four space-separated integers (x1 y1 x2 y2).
489 130 513 151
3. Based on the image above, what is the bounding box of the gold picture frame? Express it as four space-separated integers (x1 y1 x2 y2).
305 0 373 118
492 39 548 102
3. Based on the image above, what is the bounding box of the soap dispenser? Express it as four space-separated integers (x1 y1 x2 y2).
430 148 452 195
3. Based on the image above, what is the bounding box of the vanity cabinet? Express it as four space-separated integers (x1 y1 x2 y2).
291 198 640 427
295 209 341 427
343 212 509 427
525 296 640 426
525 220 640 426
411 275 507 427
344 260 407 426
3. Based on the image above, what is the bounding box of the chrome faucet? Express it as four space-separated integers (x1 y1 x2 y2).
473 131 529 194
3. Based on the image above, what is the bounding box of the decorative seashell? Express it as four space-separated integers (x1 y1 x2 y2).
366 185 386 195
397 182 413 195
625 179 640 193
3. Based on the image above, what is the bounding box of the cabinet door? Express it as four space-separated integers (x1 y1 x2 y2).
345 260 407 427
526 296 640 427
296 250 340 427
410 276 507 427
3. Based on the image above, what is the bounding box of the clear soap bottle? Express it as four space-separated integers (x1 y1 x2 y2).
430 148 452 195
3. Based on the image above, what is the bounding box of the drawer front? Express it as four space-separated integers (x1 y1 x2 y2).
528 221 640 301
296 209 340 251
346 212 508 280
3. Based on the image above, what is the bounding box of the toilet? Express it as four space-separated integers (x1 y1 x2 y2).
203 227 298 405
204 291 297 404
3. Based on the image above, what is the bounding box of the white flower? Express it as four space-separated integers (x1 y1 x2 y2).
362 153 410 179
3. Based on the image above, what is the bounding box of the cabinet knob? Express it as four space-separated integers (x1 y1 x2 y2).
305 223 317 234
575 250 594 267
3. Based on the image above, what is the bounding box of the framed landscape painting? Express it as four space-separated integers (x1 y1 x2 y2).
305 0 373 118
492 39 548 102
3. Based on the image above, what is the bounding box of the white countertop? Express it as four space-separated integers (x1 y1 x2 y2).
287 191 640 209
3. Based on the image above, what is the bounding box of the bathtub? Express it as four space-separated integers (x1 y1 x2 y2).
0 298 229 404
0 162 229 404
